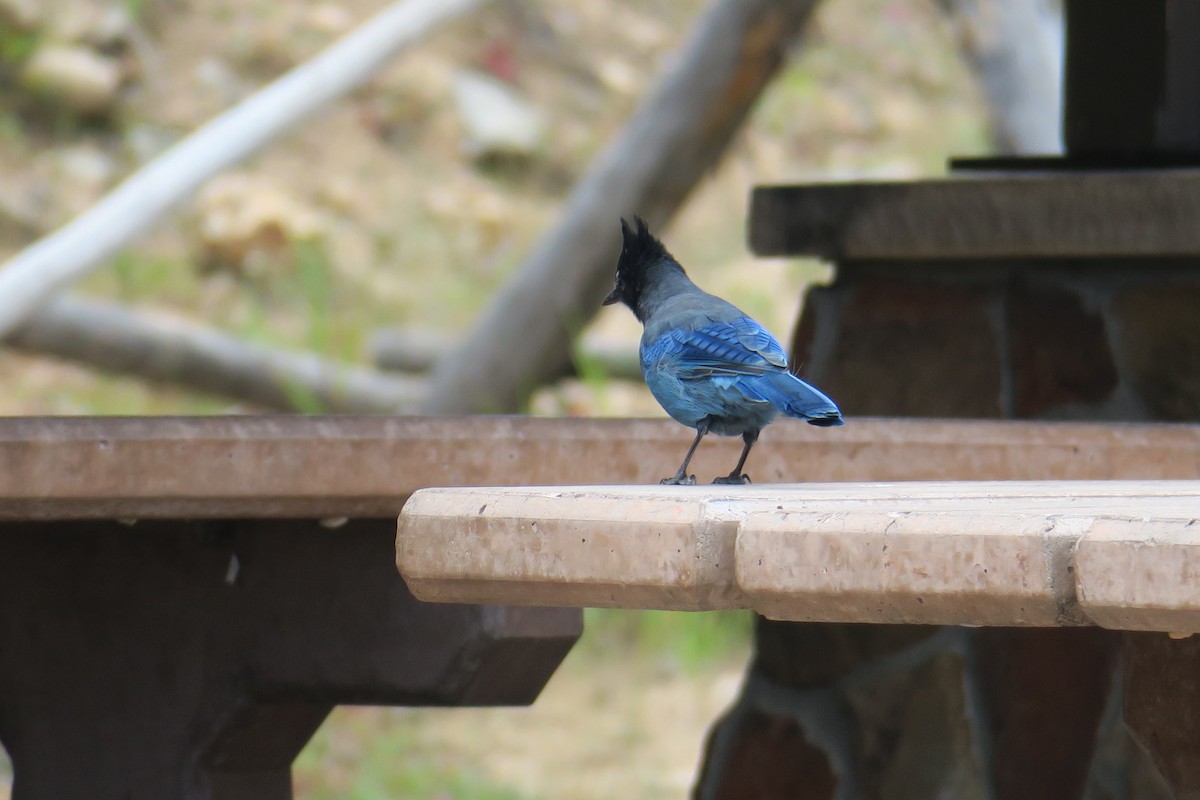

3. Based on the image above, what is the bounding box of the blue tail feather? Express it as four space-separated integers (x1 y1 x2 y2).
742 371 843 427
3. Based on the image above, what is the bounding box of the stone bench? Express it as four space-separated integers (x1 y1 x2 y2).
397 480 1200 633
396 444 1200 798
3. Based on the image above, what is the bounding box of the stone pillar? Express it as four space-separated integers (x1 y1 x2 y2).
794 263 1200 424
1124 634 1200 800
725 10 1200 789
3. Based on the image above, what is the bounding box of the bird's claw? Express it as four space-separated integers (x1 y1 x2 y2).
712 474 751 485
660 474 696 486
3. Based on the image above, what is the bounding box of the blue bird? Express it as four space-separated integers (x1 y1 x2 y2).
603 217 843 485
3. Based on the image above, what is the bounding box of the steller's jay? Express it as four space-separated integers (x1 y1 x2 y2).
603 217 843 485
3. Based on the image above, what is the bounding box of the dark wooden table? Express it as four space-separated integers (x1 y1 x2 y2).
0 416 597 800
7 415 1193 799
4 416 1196 798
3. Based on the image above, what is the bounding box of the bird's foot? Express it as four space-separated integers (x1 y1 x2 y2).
660 474 697 486
712 473 751 485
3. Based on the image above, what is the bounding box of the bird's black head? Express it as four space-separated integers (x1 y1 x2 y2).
602 216 682 317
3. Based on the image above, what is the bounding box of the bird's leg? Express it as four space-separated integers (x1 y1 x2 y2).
713 429 759 485
660 424 707 485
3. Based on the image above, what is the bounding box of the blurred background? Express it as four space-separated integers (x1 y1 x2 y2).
0 0 1052 796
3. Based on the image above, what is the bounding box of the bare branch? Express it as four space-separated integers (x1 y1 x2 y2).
8 296 425 413
0 0 482 339
420 0 823 414
369 327 642 382
939 0 1063 153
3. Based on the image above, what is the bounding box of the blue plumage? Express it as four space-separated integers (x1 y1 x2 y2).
603 217 842 485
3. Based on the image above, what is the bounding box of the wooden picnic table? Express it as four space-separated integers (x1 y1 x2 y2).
0 415 595 800
2 415 1194 799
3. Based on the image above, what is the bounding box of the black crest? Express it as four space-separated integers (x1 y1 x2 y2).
602 216 681 312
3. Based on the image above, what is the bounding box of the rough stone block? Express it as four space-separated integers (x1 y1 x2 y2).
788 280 828 379
1111 285 1200 420
701 627 985 800
975 628 1121 800
1124 632 1200 800
694 706 839 800
755 619 939 688
1006 280 1118 417
869 652 984 800
793 278 1004 417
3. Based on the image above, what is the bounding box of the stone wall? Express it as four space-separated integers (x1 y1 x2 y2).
694 260 1198 799
790 261 1200 422
695 621 1179 800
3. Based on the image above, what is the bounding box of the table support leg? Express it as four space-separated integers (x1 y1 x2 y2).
0 519 580 800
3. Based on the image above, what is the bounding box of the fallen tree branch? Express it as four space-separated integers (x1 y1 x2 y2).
421 0 823 414
0 0 482 339
369 327 643 382
8 297 425 413
938 0 1063 153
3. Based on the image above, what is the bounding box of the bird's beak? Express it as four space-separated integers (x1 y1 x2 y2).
602 287 620 306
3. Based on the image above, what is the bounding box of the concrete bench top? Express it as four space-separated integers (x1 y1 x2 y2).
2 416 1198 520
397 480 1200 633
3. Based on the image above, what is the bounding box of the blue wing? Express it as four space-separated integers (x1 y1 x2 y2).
646 317 790 380
642 317 842 427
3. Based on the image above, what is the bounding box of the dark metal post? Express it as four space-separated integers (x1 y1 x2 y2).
1064 0 1200 160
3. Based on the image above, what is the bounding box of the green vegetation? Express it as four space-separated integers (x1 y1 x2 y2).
296 712 528 800
581 609 753 673
0 30 38 65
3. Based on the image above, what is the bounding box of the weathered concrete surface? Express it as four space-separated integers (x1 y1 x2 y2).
398 486 747 610
736 503 1079 627
397 481 1200 632
1076 517 1200 632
